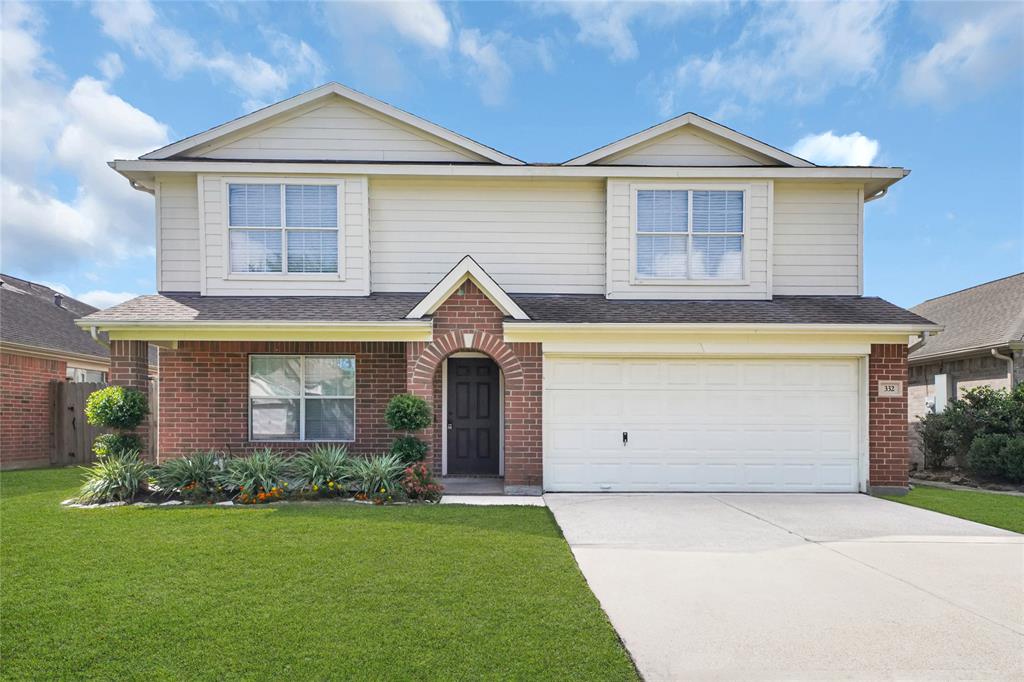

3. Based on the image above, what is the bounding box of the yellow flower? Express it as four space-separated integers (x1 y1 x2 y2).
312 485 319 492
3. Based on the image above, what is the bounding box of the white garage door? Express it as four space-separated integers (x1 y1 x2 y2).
544 357 863 492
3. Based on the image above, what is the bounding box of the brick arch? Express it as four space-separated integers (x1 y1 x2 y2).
410 330 524 390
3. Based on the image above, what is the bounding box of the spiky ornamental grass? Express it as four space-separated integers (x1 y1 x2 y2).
349 452 406 496
291 444 352 495
215 449 292 503
76 450 152 504
154 451 226 501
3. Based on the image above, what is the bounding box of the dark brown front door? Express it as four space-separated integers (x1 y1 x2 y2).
447 358 500 475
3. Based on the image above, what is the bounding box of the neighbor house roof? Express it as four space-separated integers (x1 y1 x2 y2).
80 292 935 330
909 273 1024 362
0 275 109 361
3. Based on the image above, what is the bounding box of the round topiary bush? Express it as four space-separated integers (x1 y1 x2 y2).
85 386 149 430
390 434 429 465
384 393 432 432
92 433 143 458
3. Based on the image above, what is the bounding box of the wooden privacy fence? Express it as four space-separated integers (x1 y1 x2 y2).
50 379 159 466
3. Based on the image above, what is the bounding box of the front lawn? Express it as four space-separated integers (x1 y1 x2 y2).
0 468 637 681
882 485 1024 534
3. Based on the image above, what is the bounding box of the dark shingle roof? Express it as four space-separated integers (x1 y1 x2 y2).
81 292 425 323
513 295 935 325
909 273 1024 361
0 275 109 360
81 292 933 328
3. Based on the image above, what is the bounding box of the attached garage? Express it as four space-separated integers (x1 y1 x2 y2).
543 356 865 492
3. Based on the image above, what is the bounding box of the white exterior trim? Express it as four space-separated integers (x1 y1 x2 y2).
564 113 815 167
406 255 530 320
140 83 522 165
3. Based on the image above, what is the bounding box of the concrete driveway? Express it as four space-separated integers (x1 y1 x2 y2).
545 493 1024 680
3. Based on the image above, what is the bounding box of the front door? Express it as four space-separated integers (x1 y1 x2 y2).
447 358 500 475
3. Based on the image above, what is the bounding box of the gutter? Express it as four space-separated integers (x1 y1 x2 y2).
991 348 1017 386
504 321 942 335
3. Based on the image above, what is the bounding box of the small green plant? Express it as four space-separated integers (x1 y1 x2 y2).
92 433 143 458
85 386 149 430
350 453 406 499
389 435 429 466
385 394 432 465
401 462 443 502
154 452 226 502
216 449 292 503
76 450 151 503
292 444 352 496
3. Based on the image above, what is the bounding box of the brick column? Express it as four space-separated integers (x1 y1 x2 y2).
869 343 909 494
109 340 152 459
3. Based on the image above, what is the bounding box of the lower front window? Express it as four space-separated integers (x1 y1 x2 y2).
249 355 355 442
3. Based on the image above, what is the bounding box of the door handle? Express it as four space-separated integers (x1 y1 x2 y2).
622 431 628 445
447 422 453 431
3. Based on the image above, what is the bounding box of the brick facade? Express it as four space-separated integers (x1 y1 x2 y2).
108 340 153 457
405 280 543 490
0 352 65 469
869 343 910 490
155 341 405 460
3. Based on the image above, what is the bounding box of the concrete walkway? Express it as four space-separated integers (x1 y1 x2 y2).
546 493 1024 681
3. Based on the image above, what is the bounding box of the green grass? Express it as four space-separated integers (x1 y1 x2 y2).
0 468 637 681
883 485 1024 534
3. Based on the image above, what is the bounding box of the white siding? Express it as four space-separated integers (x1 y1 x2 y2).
369 178 606 294
157 176 201 292
599 127 775 166
606 179 770 300
199 174 369 296
192 99 488 163
773 183 861 296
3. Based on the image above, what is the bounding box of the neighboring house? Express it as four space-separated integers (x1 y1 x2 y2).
907 273 1024 465
1 276 111 469
78 82 937 494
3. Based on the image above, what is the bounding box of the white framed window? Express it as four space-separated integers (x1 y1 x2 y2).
248 355 355 442
634 188 745 282
228 182 340 275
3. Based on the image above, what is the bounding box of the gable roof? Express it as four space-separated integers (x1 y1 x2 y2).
406 256 529 321
909 272 1024 361
0 274 109 361
563 112 815 167
140 82 523 165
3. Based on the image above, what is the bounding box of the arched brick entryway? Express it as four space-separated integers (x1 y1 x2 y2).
405 280 542 492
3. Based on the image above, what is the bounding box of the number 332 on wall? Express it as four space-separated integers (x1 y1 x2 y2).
878 381 903 397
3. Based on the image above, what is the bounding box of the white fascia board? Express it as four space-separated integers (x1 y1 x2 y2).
140 83 522 165
112 160 909 181
504 321 943 338
563 113 815 167
75 319 431 329
406 255 530 320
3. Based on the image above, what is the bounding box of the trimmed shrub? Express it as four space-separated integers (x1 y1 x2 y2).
76 450 151 503
920 385 1023 476
389 434 429 465
154 452 226 502
291 444 352 496
216 449 291 503
85 386 148 430
385 394 432 432
967 434 1024 483
92 433 143 459
350 453 405 499
401 462 443 502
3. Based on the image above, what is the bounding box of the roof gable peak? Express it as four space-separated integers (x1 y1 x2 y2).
406 256 530 321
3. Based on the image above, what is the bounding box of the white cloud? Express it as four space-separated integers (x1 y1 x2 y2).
77 289 138 308
375 0 452 50
657 1 891 115
544 1 703 62
458 29 512 106
901 3 1023 104
91 0 323 107
791 131 880 166
0 6 168 278
96 51 123 81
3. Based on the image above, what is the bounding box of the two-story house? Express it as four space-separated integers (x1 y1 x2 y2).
80 82 937 495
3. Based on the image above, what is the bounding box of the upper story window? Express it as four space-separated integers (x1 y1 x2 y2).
228 183 340 274
635 189 745 281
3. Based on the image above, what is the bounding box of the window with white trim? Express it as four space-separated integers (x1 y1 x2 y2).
249 355 355 442
228 183 340 274
635 189 744 281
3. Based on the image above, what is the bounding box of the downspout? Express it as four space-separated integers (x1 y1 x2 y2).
991 348 1015 386
89 325 110 348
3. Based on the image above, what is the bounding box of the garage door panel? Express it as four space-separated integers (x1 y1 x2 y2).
544 357 862 492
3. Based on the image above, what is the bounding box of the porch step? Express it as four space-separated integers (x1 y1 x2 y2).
441 476 505 495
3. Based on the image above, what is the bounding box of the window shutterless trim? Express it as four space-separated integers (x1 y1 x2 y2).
247 354 356 443
224 178 344 280
629 183 750 286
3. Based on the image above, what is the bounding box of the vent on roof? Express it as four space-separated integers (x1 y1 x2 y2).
54 293 63 308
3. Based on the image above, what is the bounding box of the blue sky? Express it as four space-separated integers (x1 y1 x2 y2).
1 0 1021 308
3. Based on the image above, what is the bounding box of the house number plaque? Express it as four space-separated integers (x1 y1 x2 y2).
877 380 903 397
